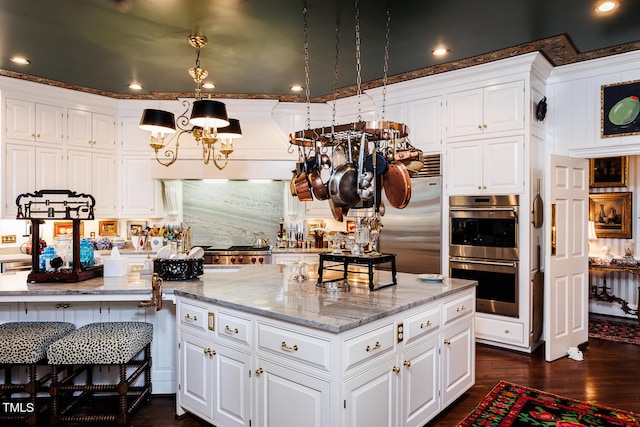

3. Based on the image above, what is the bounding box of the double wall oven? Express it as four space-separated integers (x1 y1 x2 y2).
449 195 519 317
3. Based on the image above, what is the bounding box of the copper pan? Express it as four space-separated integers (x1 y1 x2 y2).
328 198 344 222
308 167 329 200
290 171 298 197
295 172 313 202
382 161 412 209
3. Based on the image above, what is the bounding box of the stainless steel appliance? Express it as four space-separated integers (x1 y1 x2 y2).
449 195 520 317
378 157 441 274
204 246 272 265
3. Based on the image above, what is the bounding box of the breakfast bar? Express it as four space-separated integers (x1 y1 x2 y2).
0 265 476 427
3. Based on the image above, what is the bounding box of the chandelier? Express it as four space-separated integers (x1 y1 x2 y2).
139 35 242 169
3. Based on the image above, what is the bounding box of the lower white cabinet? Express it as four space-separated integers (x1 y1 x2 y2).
255 357 331 427
177 287 475 427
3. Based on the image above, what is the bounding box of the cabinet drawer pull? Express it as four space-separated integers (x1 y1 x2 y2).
444 339 451 345
365 341 381 352
456 305 466 312
225 325 239 334
504 329 510 334
184 313 197 321
392 366 400 374
281 341 298 352
255 368 263 376
403 360 411 368
204 348 216 357
420 320 432 329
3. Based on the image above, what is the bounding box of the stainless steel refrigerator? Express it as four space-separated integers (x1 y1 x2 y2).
378 176 442 274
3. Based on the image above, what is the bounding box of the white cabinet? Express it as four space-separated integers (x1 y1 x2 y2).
67 149 117 216
400 338 440 427
3 143 64 217
408 96 442 153
255 357 331 427
67 108 116 150
272 252 320 265
5 98 63 143
120 155 163 218
18 301 100 326
446 135 524 195
177 299 252 427
305 199 331 218
446 81 524 139
342 356 398 427
121 116 153 152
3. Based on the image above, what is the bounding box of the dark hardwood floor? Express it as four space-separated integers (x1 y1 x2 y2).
129 316 640 427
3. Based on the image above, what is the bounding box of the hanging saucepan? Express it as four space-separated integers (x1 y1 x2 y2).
328 134 361 208
383 161 412 209
395 149 424 174
290 170 298 197
294 152 313 202
328 198 344 222
308 148 330 200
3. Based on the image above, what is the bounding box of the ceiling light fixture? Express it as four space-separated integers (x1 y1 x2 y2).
431 47 450 57
595 1 618 13
10 56 30 65
139 34 241 169
290 85 304 92
128 83 143 90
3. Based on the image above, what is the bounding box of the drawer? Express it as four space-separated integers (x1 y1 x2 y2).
475 316 525 345
403 307 440 346
343 323 395 372
258 323 331 372
442 293 474 326
178 300 210 332
217 311 252 347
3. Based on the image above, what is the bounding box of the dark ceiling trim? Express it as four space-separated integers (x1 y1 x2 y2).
1 34 639 104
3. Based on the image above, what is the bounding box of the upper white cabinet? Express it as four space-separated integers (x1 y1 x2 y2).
408 96 442 153
67 108 116 150
67 149 117 217
5 98 63 143
120 155 163 218
121 116 152 153
446 81 524 139
446 135 524 195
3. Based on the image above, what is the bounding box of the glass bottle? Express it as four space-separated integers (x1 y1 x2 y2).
80 238 95 268
40 246 56 271
55 235 72 268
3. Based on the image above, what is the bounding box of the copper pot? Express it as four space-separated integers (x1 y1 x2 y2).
295 172 313 202
308 167 329 200
382 161 412 209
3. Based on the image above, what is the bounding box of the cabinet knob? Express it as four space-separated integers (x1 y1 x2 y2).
281 341 298 352
365 341 381 352
477 185 482 189
204 348 216 357
392 366 400 374
255 368 264 376
36 133 41 138
504 329 510 334
420 320 432 329
403 360 411 368
184 313 197 321
477 124 482 129
444 339 451 345
456 305 466 312
483 124 487 128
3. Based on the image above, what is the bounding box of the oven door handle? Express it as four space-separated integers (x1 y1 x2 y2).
450 257 517 268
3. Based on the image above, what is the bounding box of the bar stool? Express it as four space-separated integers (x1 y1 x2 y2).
0 321 75 426
47 321 153 426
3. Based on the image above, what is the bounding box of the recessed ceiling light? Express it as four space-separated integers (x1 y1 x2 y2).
431 47 450 57
128 83 143 90
595 1 618 13
10 56 30 65
290 85 304 92
202 82 215 89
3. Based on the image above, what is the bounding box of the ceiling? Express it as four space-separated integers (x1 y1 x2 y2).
1 0 640 102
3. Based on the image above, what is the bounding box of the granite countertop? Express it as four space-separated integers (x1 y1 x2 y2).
0 265 476 333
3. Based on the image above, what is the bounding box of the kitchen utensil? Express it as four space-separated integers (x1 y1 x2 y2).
253 234 270 248
396 148 424 174
328 134 360 207
328 198 344 222
357 134 374 201
532 178 543 228
382 161 412 209
363 150 388 176
532 239 544 342
294 170 313 202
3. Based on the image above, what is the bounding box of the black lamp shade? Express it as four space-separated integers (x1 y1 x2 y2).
189 99 229 128
139 109 176 133
216 118 242 139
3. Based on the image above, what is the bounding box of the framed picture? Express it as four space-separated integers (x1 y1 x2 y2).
589 156 628 187
99 220 119 236
346 220 356 234
601 79 640 138
589 192 632 238
53 222 84 238
127 221 147 237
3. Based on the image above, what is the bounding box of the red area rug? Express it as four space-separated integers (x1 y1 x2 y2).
458 381 640 426
588 318 640 345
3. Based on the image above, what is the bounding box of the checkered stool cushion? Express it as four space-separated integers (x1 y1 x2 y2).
47 322 153 365
0 322 75 364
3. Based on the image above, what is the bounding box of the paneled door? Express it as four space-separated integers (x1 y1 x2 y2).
545 154 589 362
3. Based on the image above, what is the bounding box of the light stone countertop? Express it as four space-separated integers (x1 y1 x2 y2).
0 265 476 333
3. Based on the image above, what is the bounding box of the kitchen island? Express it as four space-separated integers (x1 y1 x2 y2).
0 265 476 427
